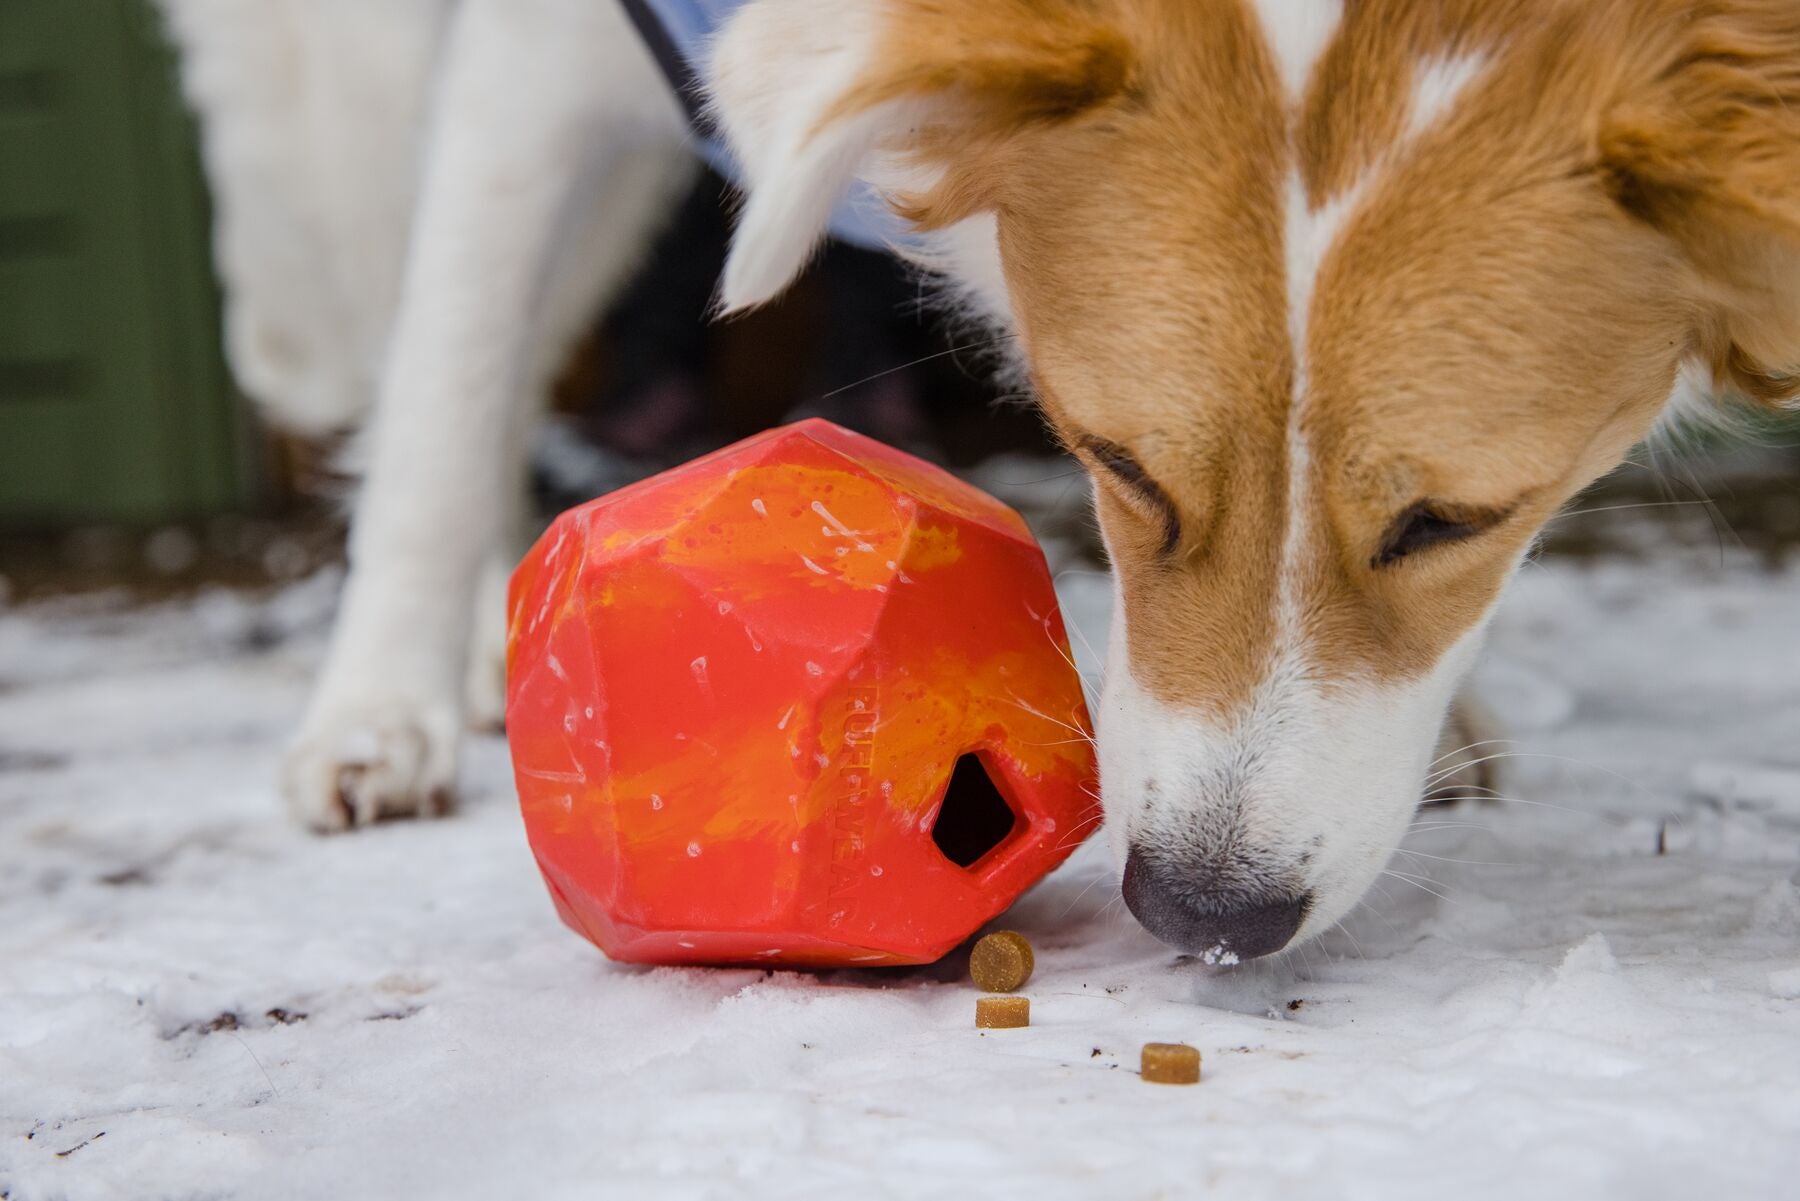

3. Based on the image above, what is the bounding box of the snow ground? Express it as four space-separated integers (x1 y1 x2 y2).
4 509 1800 1201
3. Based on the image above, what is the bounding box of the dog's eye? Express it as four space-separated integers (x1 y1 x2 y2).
1076 435 1181 556
1374 502 1496 567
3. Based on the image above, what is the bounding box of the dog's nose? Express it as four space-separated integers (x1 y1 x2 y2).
1122 848 1310 962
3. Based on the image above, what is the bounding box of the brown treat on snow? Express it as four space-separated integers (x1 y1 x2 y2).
975 995 1031 1029
1140 1042 1201 1084
970 930 1035 992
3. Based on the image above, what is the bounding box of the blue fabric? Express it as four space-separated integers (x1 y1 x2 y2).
631 0 905 251
635 0 741 72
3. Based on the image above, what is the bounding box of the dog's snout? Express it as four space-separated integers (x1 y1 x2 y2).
1122 848 1310 963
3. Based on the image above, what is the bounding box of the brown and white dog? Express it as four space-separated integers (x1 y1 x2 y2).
169 0 1800 963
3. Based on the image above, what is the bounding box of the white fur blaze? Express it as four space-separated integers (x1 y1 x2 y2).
1405 53 1490 141
1095 1 1495 952
1250 0 1345 100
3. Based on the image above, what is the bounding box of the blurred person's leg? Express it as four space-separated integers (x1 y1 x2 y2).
285 0 689 830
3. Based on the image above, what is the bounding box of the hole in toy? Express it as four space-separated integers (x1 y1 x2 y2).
931 753 1019 868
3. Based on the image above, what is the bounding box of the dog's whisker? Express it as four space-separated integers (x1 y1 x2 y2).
1037 623 1100 707
1428 737 1518 768
1054 867 1117 920
1404 820 1495 835
1643 449 1742 569
1330 918 1368 961
1048 810 1107 853
1423 750 1526 787
1380 870 1452 902
1425 779 1600 817
1382 865 1449 886
814 332 1019 401
998 692 1097 746
1352 888 1406 941
1550 498 1719 521
1430 783 1518 801
1057 802 1105 825
1443 793 1591 816
1423 746 1645 791
1449 749 1656 797
1059 610 1107 679
1045 570 1110 693
1391 846 1519 868
1425 782 1594 818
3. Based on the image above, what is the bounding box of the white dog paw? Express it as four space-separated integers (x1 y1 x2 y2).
282 704 460 832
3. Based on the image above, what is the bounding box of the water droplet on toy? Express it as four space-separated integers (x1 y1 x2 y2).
870 865 883 877
650 795 663 810
686 841 701 857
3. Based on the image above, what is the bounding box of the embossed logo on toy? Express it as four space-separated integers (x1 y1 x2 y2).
825 684 879 925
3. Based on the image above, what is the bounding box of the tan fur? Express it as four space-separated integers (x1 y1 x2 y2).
1595 0 1800 403
823 0 1800 714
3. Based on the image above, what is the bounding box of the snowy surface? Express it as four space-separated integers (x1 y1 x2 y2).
5 523 1800 1200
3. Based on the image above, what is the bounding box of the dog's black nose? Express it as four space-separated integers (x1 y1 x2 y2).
1122 848 1310 962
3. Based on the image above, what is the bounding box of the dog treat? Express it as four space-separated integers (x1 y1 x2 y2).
1140 1042 1201 1084
970 930 1035 992
975 996 1031 1029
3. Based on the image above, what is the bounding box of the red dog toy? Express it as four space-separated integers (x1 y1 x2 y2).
506 419 1098 966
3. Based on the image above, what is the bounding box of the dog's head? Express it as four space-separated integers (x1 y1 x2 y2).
709 0 1800 959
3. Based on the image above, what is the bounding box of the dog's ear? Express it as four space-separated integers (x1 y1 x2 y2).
1596 0 1800 405
707 0 1132 314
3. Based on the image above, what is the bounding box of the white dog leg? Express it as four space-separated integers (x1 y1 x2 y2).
284 0 685 830
467 124 699 736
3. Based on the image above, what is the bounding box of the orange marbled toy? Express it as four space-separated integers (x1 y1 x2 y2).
505 419 1100 967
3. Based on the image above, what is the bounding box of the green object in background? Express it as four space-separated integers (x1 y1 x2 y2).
0 0 259 526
